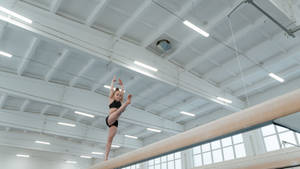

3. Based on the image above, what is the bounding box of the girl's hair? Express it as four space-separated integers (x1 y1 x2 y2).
113 88 120 95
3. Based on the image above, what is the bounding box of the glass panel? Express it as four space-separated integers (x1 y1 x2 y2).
222 137 232 147
175 159 181 169
203 152 212 165
234 143 246 158
155 158 160 164
211 140 221 150
276 125 288 133
175 152 181 159
168 161 174 169
193 154 202 167
168 154 174 161
279 131 297 147
297 133 300 145
148 160 154 165
233 134 243 144
149 166 154 169
202 143 211 152
223 146 234 161
161 156 167 162
264 135 280 152
131 166 135 169
193 146 201 154
261 124 276 136
162 163 167 169
212 149 223 163
154 164 160 169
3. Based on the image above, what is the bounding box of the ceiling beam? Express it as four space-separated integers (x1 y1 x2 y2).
115 0 152 38
92 67 119 92
0 93 7 108
12 1 245 112
220 40 300 89
45 49 69 82
40 105 51 116
0 131 108 158
20 99 30 112
174 103 218 123
166 4 235 61
50 0 63 13
86 0 109 26
185 17 266 71
234 65 300 97
0 108 142 149
142 0 204 47
0 70 184 134
18 37 40 76
69 58 95 87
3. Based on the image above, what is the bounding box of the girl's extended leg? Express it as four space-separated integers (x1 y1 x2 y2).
107 95 131 125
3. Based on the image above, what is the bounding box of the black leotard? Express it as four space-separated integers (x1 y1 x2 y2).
109 100 121 109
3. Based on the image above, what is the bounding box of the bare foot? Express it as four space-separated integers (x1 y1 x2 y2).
126 94 132 105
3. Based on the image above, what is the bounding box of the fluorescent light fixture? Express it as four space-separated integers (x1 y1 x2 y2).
16 154 30 158
35 140 51 145
183 20 209 37
57 122 76 127
180 111 195 117
0 51 12 58
91 152 103 155
74 111 95 118
147 128 161 133
104 85 125 92
128 66 155 78
134 61 158 72
65 160 77 164
112 145 120 148
269 73 284 83
80 155 92 159
217 97 232 104
125 134 138 139
0 6 32 24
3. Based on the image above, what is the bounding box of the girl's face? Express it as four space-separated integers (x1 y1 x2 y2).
114 91 121 101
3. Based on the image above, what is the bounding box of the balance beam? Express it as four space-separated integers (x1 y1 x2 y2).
88 88 300 169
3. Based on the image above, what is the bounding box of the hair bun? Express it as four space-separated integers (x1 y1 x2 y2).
115 87 120 91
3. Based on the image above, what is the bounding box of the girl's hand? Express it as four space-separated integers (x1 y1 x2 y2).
118 78 123 85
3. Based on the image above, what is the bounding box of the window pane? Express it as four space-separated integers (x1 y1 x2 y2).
276 125 288 133
261 125 275 136
211 140 221 150
162 163 167 169
175 152 181 159
264 135 280 152
203 152 212 165
168 154 174 161
148 160 154 165
136 164 140 168
233 134 243 144
149 166 154 169
212 149 223 163
161 156 167 162
234 143 246 158
154 164 160 169
193 146 201 154
193 154 202 167
131 166 135 169
175 159 181 169
222 137 232 147
279 131 296 147
202 143 211 152
155 158 160 164
223 146 234 161
168 161 174 169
